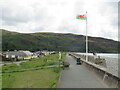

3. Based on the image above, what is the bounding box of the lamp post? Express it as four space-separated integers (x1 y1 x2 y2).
58 46 62 67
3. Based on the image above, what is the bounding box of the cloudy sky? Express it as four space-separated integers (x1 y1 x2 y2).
1 0 119 41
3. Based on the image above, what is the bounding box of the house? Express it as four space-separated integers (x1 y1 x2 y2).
34 51 45 57
32 53 38 58
49 51 56 54
3 50 33 61
41 50 51 56
34 50 55 57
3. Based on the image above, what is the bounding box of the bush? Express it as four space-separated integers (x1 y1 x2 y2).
52 67 61 73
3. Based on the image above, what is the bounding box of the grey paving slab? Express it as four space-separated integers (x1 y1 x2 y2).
58 54 109 88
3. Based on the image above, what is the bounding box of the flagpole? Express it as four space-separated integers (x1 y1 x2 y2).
86 11 88 62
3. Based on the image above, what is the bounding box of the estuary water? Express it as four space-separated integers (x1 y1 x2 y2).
76 52 119 76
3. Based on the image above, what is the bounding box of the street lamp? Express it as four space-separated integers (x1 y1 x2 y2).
58 46 62 67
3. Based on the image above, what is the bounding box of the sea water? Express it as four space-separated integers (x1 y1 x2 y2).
76 52 119 76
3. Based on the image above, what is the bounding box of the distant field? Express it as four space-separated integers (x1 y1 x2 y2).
2 53 66 88
2 68 61 88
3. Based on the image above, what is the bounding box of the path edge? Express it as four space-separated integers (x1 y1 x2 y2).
57 67 63 88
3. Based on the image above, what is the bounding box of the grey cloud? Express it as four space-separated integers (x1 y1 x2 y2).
1 6 33 26
74 1 84 14
58 22 79 34
100 28 118 41
1 0 119 41
99 2 118 29
31 26 46 33
109 2 118 28
33 8 49 22
1 1 53 27
111 18 118 27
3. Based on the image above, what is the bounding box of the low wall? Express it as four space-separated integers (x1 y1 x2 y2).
74 54 107 68
69 53 120 88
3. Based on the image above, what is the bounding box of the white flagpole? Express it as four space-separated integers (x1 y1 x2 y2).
86 11 88 61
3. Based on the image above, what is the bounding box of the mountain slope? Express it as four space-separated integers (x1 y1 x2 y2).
1 29 119 53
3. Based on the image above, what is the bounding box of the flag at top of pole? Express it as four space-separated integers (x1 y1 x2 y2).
76 15 87 20
76 11 88 62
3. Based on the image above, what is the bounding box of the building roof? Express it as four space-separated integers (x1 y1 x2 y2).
4 50 33 56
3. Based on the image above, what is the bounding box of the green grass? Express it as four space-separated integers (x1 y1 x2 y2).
2 53 66 72
2 68 61 88
2 53 66 88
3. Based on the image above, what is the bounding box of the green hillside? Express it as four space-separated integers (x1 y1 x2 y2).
1 29 119 53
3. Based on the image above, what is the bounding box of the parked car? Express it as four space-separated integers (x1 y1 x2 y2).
76 58 82 65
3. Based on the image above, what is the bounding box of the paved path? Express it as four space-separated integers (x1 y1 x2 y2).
2 65 63 73
58 54 108 88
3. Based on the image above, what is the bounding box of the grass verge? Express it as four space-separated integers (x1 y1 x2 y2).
2 68 61 88
2 52 66 88
2 53 66 72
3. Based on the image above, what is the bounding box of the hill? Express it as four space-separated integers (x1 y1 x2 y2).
1 29 119 53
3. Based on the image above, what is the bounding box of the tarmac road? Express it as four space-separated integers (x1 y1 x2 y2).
57 54 108 88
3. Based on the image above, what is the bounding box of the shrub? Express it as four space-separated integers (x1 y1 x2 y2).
52 67 61 73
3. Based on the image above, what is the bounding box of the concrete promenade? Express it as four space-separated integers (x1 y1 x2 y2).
58 54 108 88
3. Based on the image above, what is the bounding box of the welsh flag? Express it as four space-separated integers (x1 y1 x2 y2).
76 15 87 20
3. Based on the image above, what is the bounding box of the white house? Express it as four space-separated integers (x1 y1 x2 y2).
3 50 33 60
